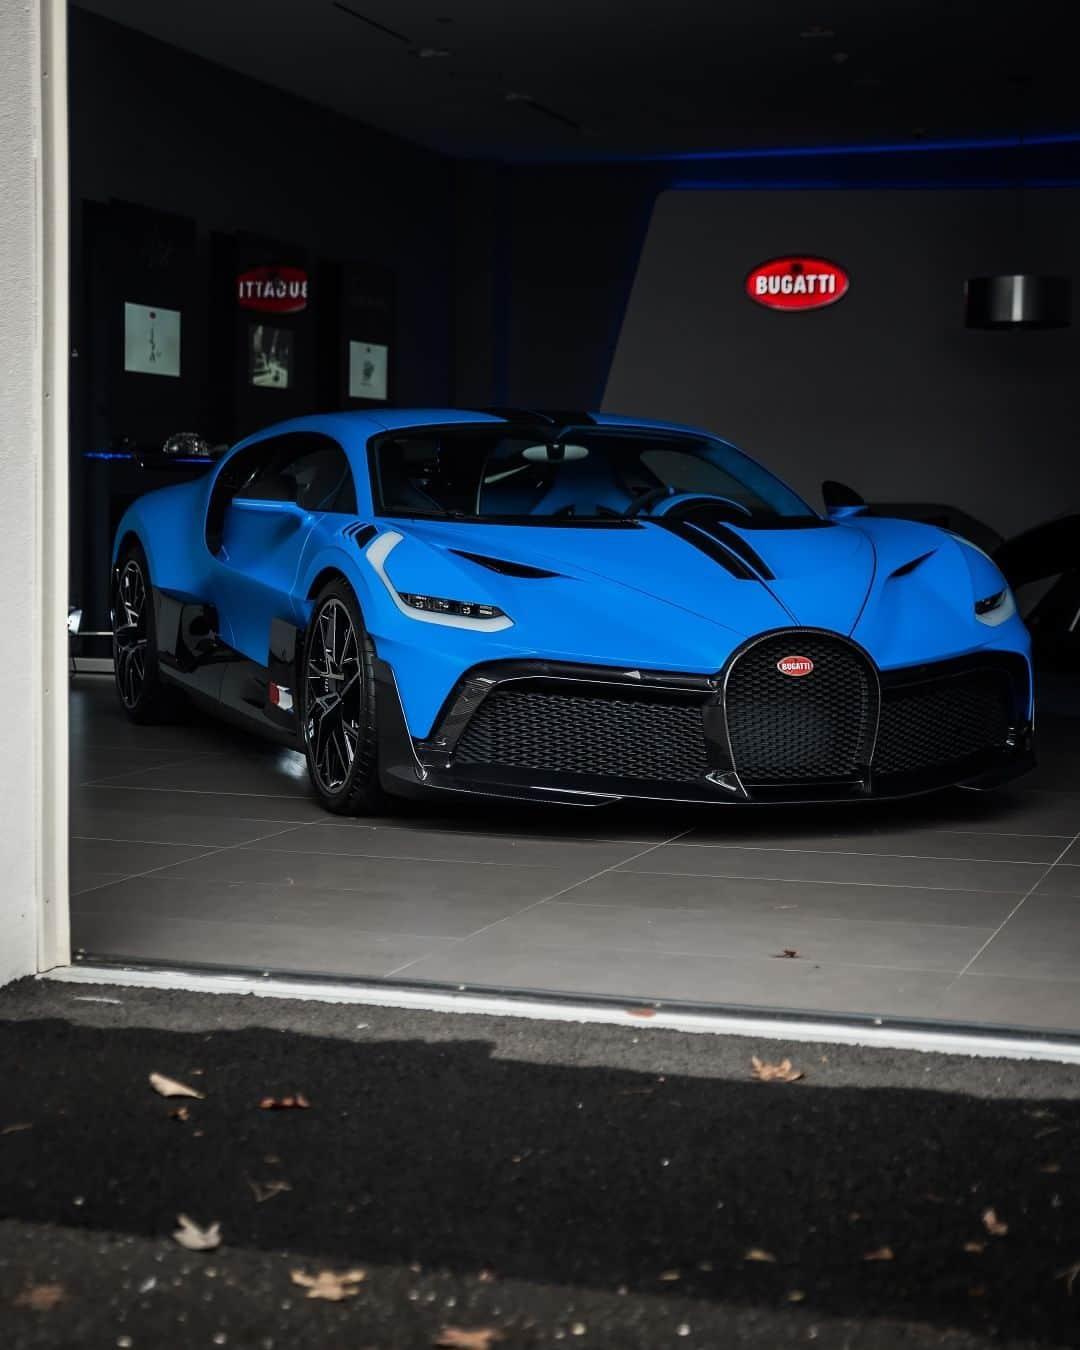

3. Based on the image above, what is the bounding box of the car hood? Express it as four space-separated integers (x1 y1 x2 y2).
391 516 877 639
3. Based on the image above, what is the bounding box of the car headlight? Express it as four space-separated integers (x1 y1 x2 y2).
974 586 1016 626
399 592 505 620
365 531 514 632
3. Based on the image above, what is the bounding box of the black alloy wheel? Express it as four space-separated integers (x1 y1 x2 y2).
112 542 182 723
301 579 385 814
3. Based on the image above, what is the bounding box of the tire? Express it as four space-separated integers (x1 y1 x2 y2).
300 577 387 815
113 541 184 724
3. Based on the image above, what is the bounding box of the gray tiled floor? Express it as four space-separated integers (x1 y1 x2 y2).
70 675 1080 1033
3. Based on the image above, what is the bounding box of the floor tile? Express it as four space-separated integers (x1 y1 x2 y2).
71 910 458 979
75 785 329 823
1032 865 1080 899
70 837 215 876
966 920 1080 983
677 825 1064 865
392 938 956 1017
482 900 990 972
70 870 131 896
620 844 1043 893
261 823 648 870
150 847 591 904
563 869 1021 926
72 874 538 939
93 750 314 797
934 971 1080 1033
71 807 298 849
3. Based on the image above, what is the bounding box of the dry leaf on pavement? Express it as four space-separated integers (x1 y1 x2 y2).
259 1094 311 1110
289 1268 366 1301
1 1122 32 1136
248 1178 292 1203
964 1241 987 1254
172 1215 222 1251
773 949 801 959
149 1072 204 1100
863 1247 895 1262
982 1208 1009 1237
750 1056 804 1083
434 1330 503 1350
744 1248 776 1263
13 1283 66 1311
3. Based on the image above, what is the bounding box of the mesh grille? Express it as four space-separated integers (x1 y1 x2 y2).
454 689 710 782
725 634 874 782
874 670 1012 776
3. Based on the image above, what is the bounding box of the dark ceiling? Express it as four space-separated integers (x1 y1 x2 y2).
74 1 1080 160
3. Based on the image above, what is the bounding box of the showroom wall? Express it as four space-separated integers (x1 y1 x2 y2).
68 7 455 419
604 187 1080 538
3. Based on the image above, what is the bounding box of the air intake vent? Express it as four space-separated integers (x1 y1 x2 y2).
344 523 377 549
451 550 559 578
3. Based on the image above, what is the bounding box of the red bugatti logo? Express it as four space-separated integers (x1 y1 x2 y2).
237 266 309 313
777 655 815 677
746 257 849 311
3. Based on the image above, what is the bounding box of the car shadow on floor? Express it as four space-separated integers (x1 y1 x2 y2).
2 1012 1079 1345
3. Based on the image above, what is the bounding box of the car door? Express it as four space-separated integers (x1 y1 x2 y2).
208 431 357 664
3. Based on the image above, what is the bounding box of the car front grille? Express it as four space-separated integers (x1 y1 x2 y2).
453 689 710 782
873 669 1013 777
724 633 876 782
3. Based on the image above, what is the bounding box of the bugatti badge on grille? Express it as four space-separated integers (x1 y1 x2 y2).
777 654 814 677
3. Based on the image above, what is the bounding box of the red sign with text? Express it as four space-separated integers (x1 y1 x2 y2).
746 257 849 311
237 266 309 313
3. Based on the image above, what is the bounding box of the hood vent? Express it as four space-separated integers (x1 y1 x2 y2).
889 550 936 579
452 549 561 579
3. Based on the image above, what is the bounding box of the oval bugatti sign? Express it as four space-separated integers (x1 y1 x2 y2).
777 655 815 677
746 257 849 311
237 266 309 313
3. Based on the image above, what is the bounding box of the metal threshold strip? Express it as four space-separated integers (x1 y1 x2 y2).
41 961 1080 1065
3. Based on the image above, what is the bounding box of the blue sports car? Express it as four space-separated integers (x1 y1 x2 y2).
111 408 1034 813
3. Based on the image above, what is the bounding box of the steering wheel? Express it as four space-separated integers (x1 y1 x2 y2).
621 485 675 517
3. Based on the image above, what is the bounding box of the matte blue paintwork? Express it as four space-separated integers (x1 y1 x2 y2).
113 410 1031 742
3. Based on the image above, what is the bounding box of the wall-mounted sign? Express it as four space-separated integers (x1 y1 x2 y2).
348 340 389 401
123 302 181 377
237 265 309 313
746 257 849 312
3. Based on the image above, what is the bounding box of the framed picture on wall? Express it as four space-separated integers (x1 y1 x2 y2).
348 340 389 401
123 302 181 377
249 323 293 389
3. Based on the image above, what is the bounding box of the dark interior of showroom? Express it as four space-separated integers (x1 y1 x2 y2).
66 0 1080 1034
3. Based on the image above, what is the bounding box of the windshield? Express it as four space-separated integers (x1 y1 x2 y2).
371 425 816 525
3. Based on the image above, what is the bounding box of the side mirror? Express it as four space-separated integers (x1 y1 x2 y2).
822 479 867 520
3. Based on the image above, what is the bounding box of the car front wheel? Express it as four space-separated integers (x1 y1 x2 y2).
301 578 386 815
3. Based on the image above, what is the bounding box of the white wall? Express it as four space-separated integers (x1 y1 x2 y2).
0 0 67 984
605 189 1080 540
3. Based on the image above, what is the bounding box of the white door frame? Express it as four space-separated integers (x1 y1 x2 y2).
36 0 70 973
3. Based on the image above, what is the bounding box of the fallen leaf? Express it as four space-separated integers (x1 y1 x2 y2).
1057 1260 1080 1295
863 1247 894 1262
964 1241 987 1254
773 948 801 959
0 1122 32 1136
786 1290 806 1303
169 1107 190 1123
13 1283 66 1311
744 1248 776 1263
751 1056 804 1083
658 1269 682 1281
1041 1163 1062 1174
434 1330 502 1350
150 1073 204 1100
982 1208 1008 1237
626 1007 657 1018
248 1178 292 1203
172 1215 222 1251
289 1268 366 1301
259 1094 311 1110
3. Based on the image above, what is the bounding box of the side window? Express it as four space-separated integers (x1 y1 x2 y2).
205 432 357 554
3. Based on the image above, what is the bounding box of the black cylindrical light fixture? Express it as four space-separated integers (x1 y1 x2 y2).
965 274 1071 329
